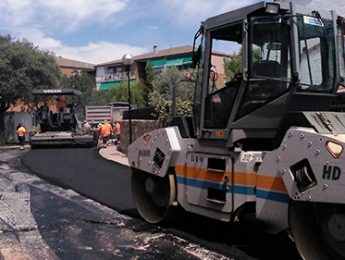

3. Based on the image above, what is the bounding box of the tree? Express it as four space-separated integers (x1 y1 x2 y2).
224 47 262 81
224 49 242 81
143 64 155 106
148 66 194 125
0 35 61 143
86 89 110 106
107 80 146 108
60 71 95 108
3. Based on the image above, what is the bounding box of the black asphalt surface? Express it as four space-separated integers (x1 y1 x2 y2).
22 147 302 260
2 148 223 260
22 147 135 215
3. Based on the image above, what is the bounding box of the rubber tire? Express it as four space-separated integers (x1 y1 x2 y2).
289 201 345 260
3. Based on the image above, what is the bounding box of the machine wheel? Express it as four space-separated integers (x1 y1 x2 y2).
131 169 176 224
289 201 345 260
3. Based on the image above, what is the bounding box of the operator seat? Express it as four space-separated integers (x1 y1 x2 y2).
238 61 284 117
58 106 74 130
252 60 282 78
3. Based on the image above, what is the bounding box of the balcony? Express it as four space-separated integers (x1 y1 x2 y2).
96 71 136 83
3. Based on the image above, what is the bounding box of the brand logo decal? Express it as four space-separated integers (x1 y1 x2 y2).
322 165 341 180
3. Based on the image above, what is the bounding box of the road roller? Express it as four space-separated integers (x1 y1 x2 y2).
129 2 345 259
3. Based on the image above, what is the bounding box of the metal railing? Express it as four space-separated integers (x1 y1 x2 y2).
96 71 136 83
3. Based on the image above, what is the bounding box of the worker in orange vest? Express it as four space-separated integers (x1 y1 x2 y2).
114 121 121 145
99 120 112 148
16 123 26 150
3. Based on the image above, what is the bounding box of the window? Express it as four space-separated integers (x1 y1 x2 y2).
297 15 335 93
299 38 322 86
337 21 345 84
237 17 291 118
204 24 242 129
193 38 204 134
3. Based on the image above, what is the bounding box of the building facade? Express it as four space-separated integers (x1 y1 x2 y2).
95 45 195 91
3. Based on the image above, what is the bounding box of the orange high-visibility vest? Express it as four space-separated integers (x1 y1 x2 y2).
100 123 112 137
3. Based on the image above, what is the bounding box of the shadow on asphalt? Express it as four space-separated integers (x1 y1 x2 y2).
159 210 302 260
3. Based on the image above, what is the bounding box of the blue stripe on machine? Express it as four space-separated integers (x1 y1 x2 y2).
256 189 289 203
176 176 290 203
175 176 255 195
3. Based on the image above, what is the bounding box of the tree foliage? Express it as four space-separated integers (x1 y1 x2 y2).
148 66 194 125
143 64 155 106
0 35 61 143
107 80 146 108
0 35 60 108
86 89 110 106
60 71 95 108
224 49 242 81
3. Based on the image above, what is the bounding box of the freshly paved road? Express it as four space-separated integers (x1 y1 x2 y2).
22 147 136 216
22 147 301 260
2 148 224 260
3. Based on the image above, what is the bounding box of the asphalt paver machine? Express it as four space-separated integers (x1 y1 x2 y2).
30 88 95 147
128 1 345 259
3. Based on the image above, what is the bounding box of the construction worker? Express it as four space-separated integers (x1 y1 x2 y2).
114 121 121 145
99 120 112 148
56 97 66 125
16 123 26 150
56 97 66 112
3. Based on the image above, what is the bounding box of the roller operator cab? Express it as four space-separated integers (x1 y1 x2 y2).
30 89 96 148
129 2 345 259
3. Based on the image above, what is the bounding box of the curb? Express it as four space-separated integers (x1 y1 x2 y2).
0 145 31 149
99 146 129 167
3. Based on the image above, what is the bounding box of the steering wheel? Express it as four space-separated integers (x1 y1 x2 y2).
233 72 243 82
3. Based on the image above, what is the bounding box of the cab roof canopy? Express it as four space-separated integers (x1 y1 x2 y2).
203 2 290 43
205 2 262 28
32 89 82 96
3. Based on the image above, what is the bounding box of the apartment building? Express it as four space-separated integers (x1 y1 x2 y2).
96 45 232 91
96 45 195 91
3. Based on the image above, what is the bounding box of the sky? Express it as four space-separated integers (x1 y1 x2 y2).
0 0 343 65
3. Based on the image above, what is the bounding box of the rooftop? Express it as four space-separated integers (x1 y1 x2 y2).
135 45 193 61
55 56 95 70
97 45 194 66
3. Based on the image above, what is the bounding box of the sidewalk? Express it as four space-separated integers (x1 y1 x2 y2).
98 144 129 166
